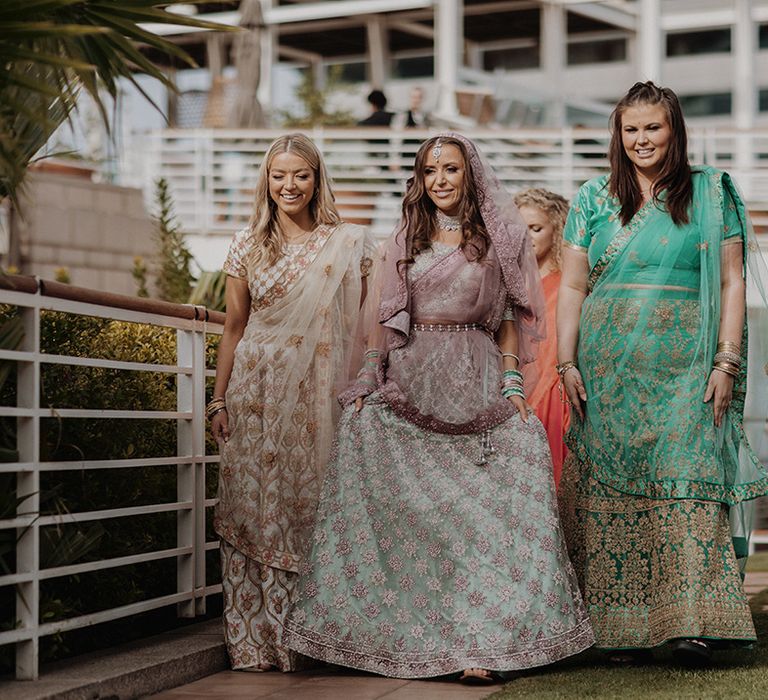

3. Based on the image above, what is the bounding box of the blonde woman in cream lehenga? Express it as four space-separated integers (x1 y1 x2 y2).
209 133 374 671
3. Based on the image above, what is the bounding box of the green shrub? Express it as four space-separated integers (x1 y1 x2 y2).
0 307 221 672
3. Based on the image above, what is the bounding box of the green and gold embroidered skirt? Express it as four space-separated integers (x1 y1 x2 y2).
558 452 756 649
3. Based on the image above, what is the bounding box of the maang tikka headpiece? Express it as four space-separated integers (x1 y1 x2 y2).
432 138 442 162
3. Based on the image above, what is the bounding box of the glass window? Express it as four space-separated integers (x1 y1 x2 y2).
667 29 731 56
759 89 768 112
678 93 732 117
759 23 768 49
483 46 539 71
392 55 434 79
567 38 627 65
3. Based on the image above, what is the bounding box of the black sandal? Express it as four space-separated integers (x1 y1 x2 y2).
604 648 654 665
669 638 712 667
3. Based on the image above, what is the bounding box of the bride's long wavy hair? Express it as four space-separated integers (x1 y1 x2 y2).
399 136 490 266
248 133 341 268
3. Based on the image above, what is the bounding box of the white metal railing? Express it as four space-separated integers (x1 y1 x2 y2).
134 127 768 240
0 277 223 681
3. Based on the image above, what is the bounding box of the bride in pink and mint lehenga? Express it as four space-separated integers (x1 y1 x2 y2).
282 133 594 683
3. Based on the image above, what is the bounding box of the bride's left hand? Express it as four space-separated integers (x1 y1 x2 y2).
508 395 531 423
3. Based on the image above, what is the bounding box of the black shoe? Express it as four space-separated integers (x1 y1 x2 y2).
670 638 712 667
604 649 654 665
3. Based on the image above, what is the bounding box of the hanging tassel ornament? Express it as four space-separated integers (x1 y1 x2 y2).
476 429 495 466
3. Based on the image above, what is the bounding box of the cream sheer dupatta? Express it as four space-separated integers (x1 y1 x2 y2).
216 223 372 570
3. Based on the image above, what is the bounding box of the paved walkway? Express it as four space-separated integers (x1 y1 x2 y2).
149 668 497 700
149 571 768 700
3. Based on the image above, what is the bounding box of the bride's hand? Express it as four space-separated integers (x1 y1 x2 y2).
355 397 364 412
507 394 531 423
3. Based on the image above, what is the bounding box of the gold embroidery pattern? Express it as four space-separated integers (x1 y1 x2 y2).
558 453 756 648
220 541 312 671
587 200 656 292
573 296 768 502
251 226 334 311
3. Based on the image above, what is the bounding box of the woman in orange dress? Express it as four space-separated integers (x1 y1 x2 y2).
514 189 570 487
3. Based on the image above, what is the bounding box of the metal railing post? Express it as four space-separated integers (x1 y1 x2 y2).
176 328 195 618
192 315 207 615
15 302 41 680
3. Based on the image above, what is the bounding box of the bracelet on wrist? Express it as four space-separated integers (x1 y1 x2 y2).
713 363 739 378
556 361 578 377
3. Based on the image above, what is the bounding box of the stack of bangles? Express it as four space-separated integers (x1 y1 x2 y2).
356 349 380 388
712 340 742 378
502 369 525 400
206 396 227 420
555 360 578 378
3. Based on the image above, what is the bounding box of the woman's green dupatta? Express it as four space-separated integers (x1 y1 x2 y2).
567 166 768 564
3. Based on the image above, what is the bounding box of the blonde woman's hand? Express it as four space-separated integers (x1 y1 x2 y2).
562 367 587 419
704 370 734 428
211 409 230 444
507 394 531 423
355 397 365 412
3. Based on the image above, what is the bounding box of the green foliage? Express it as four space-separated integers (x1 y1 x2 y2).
132 255 150 298
189 269 227 312
0 305 221 670
281 65 356 128
152 177 195 303
0 1 235 204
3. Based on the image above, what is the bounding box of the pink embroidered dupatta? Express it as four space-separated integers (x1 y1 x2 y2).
340 133 545 433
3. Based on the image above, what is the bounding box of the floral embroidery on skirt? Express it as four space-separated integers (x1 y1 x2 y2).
221 541 313 671
282 395 594 678
558 452 756 649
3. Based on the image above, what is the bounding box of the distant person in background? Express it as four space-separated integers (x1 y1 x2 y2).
357 89 394 127
514 188 570 488
403 86 431 128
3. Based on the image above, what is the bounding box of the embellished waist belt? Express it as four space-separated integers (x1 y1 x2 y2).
412 322 484 332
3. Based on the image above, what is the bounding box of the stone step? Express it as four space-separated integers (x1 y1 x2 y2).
0 619 226 700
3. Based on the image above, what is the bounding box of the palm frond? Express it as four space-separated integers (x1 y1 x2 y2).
0 0 237 203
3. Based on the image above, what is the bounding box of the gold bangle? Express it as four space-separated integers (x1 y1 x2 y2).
713 363 739 378
207 406 227 420
714 359 740 370
206 398 227 418
556 361 577 377
717 341 741 353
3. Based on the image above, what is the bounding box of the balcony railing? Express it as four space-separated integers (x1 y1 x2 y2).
133 127 768 240
1 273 766 682
0 276 223 681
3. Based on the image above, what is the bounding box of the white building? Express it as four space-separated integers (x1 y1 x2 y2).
138 0 768 129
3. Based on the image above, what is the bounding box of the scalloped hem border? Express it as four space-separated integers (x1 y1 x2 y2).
282 619 595 679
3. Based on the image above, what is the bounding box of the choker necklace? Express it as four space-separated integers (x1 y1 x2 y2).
436 211 461 231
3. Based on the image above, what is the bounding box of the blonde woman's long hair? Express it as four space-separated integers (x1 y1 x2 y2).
248 133 341 268
513 188 569 271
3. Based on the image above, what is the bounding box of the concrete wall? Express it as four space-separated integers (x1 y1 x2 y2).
10 168 154 296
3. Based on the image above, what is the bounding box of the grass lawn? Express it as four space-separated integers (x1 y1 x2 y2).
746 551 768 573
488 613 768 700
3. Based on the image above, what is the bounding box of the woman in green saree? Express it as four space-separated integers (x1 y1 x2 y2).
557 81 768 665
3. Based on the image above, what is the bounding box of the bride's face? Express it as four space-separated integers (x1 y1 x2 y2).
423 143 465 217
